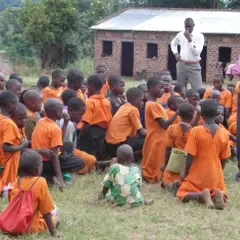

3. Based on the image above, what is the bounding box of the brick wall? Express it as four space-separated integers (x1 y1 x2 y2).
94 30 240 83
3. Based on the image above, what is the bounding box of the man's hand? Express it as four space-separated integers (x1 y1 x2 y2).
174 53 180 62
184 29 192 42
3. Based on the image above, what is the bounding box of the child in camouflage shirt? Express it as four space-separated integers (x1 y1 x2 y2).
99 145 152 207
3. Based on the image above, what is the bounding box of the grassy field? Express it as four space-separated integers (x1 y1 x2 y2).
1 161 240 240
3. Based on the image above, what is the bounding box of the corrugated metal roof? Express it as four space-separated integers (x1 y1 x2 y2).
91 8 240 34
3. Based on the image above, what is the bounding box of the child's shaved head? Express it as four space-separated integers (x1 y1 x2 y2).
9 72 23 84
23 89 42 112
44 98 63 120
61 89 77 106
117 144 134 165
0 90 19 115
201 99 218 119
19 150 42 176
178 103 195 122
12 102 27 128
6 79 22 98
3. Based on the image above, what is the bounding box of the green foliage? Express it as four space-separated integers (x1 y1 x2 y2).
227 0 240 8
20 0 80 68
0 8 35 65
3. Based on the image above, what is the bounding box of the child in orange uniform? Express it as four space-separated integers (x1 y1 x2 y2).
141 77 179 183
96 65 110 97
166 95 184 124
0 91 28 194
105 87 146 158
161 103 195 192
9 150 59 236
77 74 112 158
6 79 22 99
203 76 232 118
107 75 126 115
177 100 231 209
42 69 65 102
66 69 85 101
22 90 42 141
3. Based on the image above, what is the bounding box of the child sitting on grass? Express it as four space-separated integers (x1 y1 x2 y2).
99 145 153 207
8 150 59 236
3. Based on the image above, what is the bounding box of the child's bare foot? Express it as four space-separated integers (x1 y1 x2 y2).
213 188 225 210
202 189 215 209
144 199 154 205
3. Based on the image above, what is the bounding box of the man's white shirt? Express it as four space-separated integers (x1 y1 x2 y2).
171 31 204 62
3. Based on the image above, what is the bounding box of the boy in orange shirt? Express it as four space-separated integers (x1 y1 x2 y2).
141 77 179 183
66 69 85 101
31 76 50 93
203 76 232 118
107 75 126 115
77 74 112 158
22 90 42 141
42 69 65 102
6 79 22 99
177 100 231 209
9 150 59 236
166 95 184 124
105 87 146 158
96 65 110 97
0 91 28 194
161 103 195 192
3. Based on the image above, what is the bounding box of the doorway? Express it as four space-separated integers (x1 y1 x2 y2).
121 42 134 77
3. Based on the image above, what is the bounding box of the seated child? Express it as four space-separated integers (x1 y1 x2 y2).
166 95 183 124
197 88 206 100
203 76 232 118
96 64 110 97
137 84 148 128
77 74 112 159
107 75 126 115
161 103 195 193
67 97 97 174
6 79 22 99
174 84 185 98
0 91 28 193
9 72 23 84
42 69 65 102
177 100 231 210
32 76 50 92
66 69 85 101
32 99 82 187
8 150 59 236
99 145 149 207
22 90 42 141
105 87 146 158
0 72 6 93
141 77 178 183
157 75 179 108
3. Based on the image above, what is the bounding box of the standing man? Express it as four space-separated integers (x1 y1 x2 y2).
171 18 204 90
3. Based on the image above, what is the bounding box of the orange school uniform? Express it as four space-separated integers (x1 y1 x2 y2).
162 124 191 185
74 149 96 174
0 114 21 192
79 94 112 129
166 109 181 124
32 117 63 160
203 88 232 108
141 102 168 183
100 81 110 97
42 86 64 102
157 92 179 105
105 103 143 144
9 177 56 233
177 126 230 201
228 112 236 127
232 81 240 113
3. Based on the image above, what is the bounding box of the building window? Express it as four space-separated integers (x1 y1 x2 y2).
102 41 113 56
219 47 231 62
147 43 158 59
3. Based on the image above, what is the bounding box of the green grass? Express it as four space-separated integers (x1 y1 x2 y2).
1 161 240 240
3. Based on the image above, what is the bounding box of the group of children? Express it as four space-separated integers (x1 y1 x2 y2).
0 65 238 236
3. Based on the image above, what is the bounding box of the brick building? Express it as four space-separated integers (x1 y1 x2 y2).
91 8 240 83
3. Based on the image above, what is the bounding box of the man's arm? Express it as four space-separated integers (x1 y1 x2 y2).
171 33 180 54
189 33 204 57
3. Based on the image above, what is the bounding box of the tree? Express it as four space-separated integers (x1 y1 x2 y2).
20 0 80 68
227 0 240 8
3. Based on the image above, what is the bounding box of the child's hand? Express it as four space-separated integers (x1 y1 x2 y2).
63 112 70 125
20 139 28 150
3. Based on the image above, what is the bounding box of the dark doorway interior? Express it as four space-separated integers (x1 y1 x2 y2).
200 46 207 82
121 42 134 77
168 45 207 82
167 45 180 80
